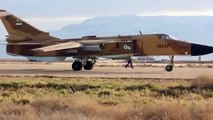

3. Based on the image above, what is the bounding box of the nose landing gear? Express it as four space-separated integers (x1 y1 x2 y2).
165 64 173 72
165 56 174 72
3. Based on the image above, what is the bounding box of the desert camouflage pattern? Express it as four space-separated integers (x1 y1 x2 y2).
0 9 213 59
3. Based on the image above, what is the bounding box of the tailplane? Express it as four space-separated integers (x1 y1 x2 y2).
0 9 58 43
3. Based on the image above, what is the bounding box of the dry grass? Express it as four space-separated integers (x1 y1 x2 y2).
0 96 213 120
0 76 212 119
191 76 213 89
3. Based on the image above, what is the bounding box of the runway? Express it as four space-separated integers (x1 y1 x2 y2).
0 62 213 79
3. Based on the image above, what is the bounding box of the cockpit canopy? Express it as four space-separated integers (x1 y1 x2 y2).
158 34 178 40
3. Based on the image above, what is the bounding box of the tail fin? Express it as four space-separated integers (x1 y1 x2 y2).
0 9 58 43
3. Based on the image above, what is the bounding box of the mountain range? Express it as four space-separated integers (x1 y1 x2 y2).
52 15 213 44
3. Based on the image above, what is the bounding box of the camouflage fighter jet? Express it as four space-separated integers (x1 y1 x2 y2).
0 9 213 72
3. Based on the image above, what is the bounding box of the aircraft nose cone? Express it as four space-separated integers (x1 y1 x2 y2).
191 43 213 56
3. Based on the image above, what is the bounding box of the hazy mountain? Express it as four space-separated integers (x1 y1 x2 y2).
51 15 213 60
52 15 213 45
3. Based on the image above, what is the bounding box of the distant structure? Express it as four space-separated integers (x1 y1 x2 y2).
199 56 202 62
135 57 155 63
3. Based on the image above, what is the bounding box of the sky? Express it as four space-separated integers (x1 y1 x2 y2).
1 0 213 30
0 0 213 59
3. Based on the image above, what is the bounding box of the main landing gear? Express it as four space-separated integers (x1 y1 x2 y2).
83 61 94 70
165 56 174 72
72 58 96 71
72 61 83 71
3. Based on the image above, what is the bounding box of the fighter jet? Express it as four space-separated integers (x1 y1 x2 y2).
0 9 213 72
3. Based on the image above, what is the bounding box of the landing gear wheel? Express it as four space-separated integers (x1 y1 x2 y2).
165 65 173 72
72 61 83 71
83 61 94 70
165 56 175 72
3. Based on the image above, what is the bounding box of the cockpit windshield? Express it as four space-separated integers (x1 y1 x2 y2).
169 35 179 40
159 34 169 40
158 34 178 40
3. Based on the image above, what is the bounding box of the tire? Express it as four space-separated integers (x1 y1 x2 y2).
165 65 173 72
83 61 94 70
72 61 83 71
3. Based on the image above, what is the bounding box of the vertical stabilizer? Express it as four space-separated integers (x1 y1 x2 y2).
0 9 58 43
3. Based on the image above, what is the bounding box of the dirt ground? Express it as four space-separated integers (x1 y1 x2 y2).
0 62 212 79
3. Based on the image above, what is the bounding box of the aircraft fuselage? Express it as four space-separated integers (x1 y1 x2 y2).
7 34 213 58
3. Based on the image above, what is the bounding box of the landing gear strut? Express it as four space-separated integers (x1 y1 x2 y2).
165 56 174 72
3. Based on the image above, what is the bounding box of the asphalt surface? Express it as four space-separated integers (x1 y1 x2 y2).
0 62 212 79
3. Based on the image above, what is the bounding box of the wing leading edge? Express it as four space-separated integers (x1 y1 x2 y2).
32 41 83 52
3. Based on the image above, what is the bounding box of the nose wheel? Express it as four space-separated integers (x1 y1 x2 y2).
165 56 174 72
165 64 173 72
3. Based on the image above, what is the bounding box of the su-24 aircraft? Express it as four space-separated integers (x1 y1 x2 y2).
0 9 213 72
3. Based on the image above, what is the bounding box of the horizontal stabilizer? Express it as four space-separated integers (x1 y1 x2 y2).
0 42 45 45
32 41 83 52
